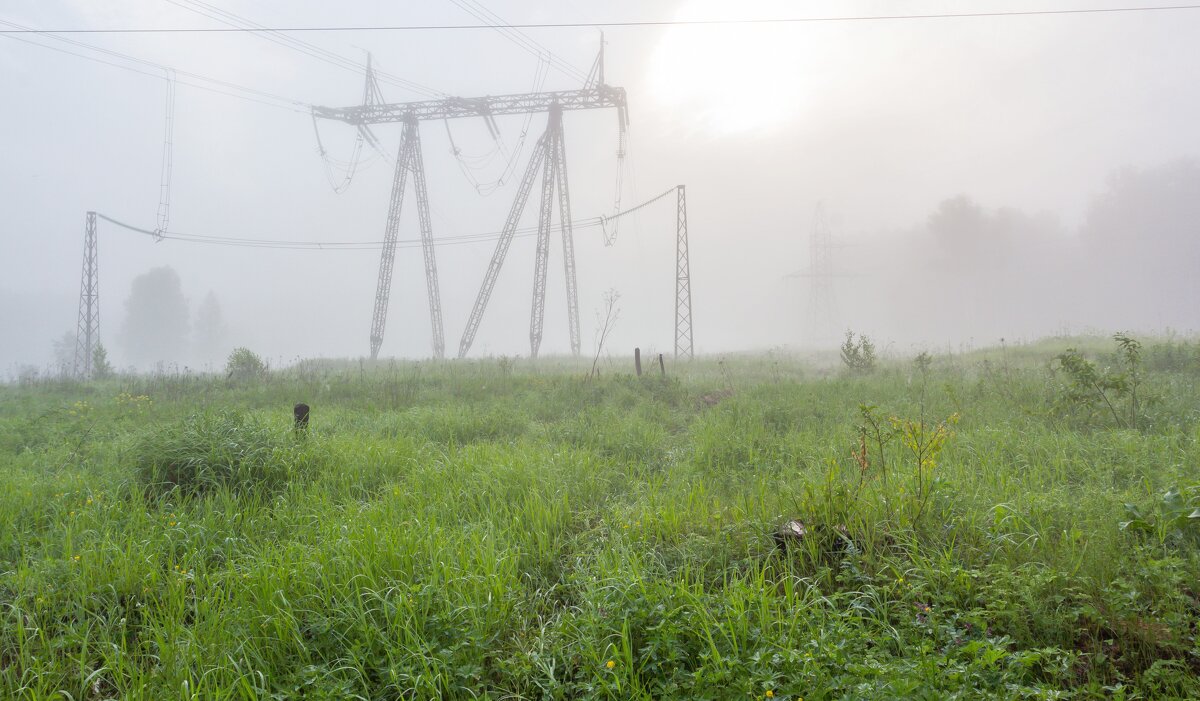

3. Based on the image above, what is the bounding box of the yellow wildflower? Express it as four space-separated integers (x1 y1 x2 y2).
605 660 615 669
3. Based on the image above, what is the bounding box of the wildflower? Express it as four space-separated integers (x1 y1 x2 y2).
605 660 615 669
69 511 75 516
766 691 774 699
169 521 177 527
87 497 93 505
72 555 80 562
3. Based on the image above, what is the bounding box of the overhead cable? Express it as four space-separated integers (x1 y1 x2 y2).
92 185 678 251
0 20 308 112
163 0 443 98
6 5 1199 33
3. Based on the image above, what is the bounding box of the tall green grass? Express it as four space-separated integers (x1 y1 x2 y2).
1 338 1198 698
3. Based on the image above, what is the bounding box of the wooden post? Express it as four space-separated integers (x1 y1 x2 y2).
634 347 642 376
658 354 666 376
293 403 310 434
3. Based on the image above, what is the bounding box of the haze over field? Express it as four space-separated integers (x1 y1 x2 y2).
3 0 1199 372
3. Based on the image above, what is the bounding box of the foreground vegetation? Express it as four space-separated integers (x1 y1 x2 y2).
2 337 1199 699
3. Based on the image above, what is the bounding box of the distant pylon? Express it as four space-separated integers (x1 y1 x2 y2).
674 185 694 360
73 211 99 378
808 202 838 346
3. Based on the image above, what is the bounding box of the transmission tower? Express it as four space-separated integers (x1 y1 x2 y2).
73 211 99 378
807 202 839 346
314 55 626 360
674 185 694 360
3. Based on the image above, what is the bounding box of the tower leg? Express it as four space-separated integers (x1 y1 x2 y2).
458 125 552 359
74 211 99 378
553 110 581 357
408 120 445 359
529 110 560 359
368 121 416 359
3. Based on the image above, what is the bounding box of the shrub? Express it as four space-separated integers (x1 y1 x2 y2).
133 411 301 497
840 331 878 374
1051 332 1144 429
225 347 268 381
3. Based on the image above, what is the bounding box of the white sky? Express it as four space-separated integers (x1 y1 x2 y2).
2 1 1199 370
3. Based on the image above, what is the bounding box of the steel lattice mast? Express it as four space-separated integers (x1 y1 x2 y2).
73 211 99 378
314 79 626 359
674 186 694 360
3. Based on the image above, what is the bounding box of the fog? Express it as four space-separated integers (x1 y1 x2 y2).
3 0 1199 374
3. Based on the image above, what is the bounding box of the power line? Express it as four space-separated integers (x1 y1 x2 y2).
93 184 678 251
162 0 443 98
95 211 599 250
0 20 308 112
4 5 1199 33
447 0 588 83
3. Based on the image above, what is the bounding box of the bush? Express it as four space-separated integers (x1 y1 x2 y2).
225 347 268 381
133 411 302 497
840 331 878 374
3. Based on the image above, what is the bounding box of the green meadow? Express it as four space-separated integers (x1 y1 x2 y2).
2 337 1199 699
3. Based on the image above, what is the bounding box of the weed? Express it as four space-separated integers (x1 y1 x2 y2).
1052 333 1147 429
1120 485 1200 546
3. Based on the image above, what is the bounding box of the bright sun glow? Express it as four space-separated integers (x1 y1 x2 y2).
646 0 824 135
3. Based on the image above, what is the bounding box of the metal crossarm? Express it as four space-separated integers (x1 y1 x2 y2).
313 85 626 126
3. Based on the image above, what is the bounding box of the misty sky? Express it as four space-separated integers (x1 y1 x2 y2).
3 0 1199 372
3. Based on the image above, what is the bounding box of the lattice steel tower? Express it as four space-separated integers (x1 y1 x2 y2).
674 185 694 360
314 59 626 360
73 211 99 378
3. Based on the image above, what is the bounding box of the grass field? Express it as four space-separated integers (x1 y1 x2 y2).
2 337 1199 699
